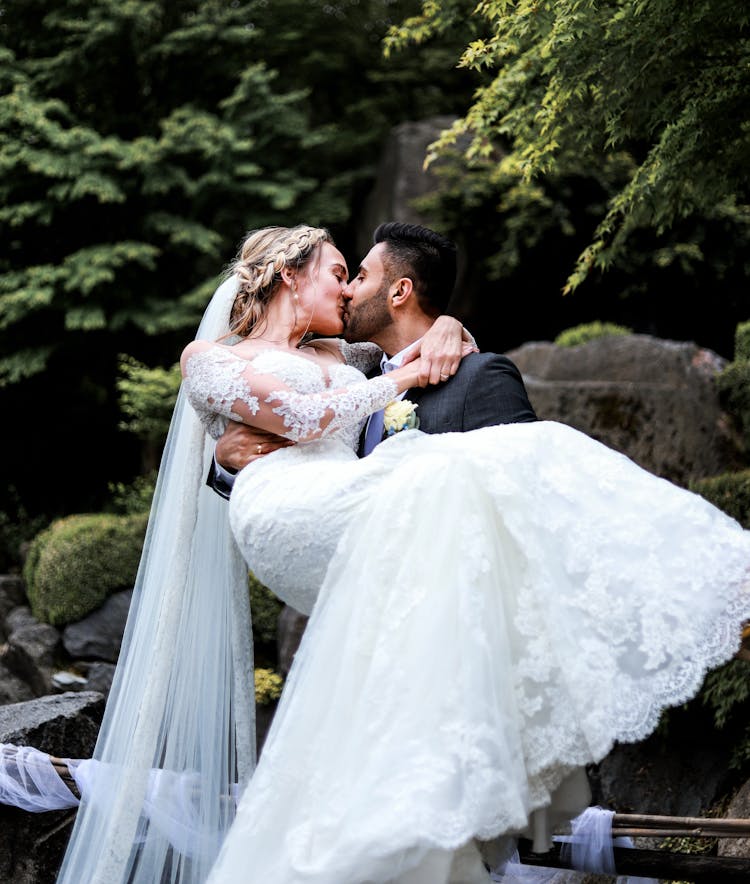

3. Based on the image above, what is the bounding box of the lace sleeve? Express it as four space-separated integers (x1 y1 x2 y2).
330 340 383 374
182 345 398 443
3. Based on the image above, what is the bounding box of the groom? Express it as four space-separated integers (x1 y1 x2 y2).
209 221 536 492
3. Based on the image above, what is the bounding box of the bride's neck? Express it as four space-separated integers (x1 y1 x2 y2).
246 290 310 349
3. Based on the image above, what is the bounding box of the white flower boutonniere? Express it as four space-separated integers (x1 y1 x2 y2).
383 399 419 437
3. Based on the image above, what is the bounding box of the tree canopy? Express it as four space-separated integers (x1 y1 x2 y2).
388 0 750 289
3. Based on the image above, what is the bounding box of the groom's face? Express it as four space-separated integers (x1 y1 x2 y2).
342 243 394 344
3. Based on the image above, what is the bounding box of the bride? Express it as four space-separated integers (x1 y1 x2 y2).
58 224 750 884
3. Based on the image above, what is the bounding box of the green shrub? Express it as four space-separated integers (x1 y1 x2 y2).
554 321 633 348
699 659 750 769
690 470 750 529
735 319 750 362
717 337 750 454
24 512 148 626
107 471 158 515
249 572 284 646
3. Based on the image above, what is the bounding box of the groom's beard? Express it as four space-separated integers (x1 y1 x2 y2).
343 281 393 345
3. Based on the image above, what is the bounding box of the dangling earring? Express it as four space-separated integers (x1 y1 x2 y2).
291 283 299 301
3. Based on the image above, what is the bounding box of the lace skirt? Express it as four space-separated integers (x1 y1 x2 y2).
215 421 750 883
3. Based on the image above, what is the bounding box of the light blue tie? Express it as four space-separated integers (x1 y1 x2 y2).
362 361 396 456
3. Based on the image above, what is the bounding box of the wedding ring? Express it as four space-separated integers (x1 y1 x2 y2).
256 443 263 455
440 372 449 380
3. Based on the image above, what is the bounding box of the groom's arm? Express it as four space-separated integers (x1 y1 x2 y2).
461 353 537 430
206 423 294 499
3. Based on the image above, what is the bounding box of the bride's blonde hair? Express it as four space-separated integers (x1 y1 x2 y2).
229 225 332 337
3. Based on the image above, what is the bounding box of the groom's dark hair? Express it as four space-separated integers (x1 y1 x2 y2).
373 222 457 316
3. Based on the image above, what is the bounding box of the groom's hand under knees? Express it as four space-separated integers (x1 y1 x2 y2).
215 422 294 471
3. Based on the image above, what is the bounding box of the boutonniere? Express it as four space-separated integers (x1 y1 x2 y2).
383 399 420 437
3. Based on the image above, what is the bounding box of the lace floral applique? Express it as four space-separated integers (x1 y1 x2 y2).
184 349 260 439
267 376 398 442
333 341 383 375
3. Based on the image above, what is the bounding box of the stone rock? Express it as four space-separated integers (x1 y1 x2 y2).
718 777 750 858
0 661 35 705
508 334 744 485
0 576 26 639
82 661 116 698
589 710 736 818
61 589 132 662
356 116 459 257
0 692 104 884
2 607 61 696
278 605 309 678
0 691 104 754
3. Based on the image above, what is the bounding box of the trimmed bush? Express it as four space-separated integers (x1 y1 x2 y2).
555 321 633 348
717 324 750 454
689 469 750 529
24 512 148 626
249 572 284 646
735 319 750 362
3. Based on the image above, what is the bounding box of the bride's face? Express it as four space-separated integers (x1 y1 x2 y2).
295 242 348 336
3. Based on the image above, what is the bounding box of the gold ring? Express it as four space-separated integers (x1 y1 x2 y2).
256 443 262 455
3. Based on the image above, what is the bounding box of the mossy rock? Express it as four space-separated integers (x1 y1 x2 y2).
554 321 632 348
717 355 750 454
690 469 750 529
24 512 148 626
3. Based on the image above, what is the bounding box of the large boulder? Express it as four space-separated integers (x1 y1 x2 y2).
718 776 750 858
508 334 745 485
2 607 61 696
61 589 132 662
0 692 104 884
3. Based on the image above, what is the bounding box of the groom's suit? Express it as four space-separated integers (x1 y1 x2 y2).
358 351 536 457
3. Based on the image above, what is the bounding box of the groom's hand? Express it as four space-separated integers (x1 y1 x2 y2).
215 422 294 471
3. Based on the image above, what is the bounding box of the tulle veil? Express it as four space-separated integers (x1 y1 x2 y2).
57 276 255 884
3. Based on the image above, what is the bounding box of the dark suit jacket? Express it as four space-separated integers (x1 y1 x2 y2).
357 351 536 455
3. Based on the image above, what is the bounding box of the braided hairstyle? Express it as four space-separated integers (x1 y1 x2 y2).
228 225 333 337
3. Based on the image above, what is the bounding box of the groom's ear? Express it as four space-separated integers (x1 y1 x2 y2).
390 277 414 308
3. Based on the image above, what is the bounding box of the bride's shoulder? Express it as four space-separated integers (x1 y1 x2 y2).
180 340 240 377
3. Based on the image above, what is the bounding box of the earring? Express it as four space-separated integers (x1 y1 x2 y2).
291 283 299 301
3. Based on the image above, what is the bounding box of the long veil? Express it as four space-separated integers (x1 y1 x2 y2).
57 277 255 884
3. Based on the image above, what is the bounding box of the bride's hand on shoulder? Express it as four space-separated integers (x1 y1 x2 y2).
403 316 479 387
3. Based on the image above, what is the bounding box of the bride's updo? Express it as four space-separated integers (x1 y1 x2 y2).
229 225 332 337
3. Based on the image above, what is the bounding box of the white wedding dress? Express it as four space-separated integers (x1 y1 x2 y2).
182 342 750 884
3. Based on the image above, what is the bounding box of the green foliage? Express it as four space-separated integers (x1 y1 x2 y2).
108 471 158 515
716 322 750 454
699 659 750 769
735 320 750 363
254 667 283 706
689 470 750 529
249 571 283 647
24 511 148 626
389 0 750 290
0 489 47 573
117 355 181 443
554 321 632 349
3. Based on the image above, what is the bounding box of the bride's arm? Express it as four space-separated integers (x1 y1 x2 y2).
181 342 423 443
319 317 477 379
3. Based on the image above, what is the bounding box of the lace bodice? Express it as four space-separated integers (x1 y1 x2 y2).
183 343 395 454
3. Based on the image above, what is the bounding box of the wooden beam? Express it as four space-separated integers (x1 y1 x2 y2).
519 841 750 882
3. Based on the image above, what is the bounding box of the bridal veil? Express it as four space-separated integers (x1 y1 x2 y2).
57 277 255 884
